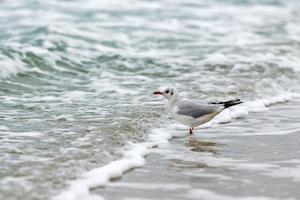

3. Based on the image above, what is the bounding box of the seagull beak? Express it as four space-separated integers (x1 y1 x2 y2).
153 91 163 95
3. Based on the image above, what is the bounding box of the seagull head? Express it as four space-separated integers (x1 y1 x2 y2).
153 87 179 102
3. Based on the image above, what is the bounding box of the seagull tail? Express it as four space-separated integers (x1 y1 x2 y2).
211 98 243 109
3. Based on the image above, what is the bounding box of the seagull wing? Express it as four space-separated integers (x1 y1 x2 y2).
177 100 221 119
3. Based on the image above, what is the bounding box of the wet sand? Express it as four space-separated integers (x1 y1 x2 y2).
96 99 300 200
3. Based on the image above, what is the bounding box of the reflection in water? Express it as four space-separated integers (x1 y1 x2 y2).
185 139 218 154
169 139 219 169
169 159 210 169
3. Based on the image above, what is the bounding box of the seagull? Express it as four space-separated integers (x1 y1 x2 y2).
153 87 242 134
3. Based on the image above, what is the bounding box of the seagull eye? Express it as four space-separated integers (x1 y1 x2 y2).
165 90 169 94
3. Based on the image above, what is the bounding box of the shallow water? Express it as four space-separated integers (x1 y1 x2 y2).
0 0 300 200
99 100 300 200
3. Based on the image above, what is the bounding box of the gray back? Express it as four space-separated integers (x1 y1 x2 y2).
177 100 221 118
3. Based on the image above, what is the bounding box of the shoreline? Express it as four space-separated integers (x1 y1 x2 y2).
97 97 300 200
53 92 300 200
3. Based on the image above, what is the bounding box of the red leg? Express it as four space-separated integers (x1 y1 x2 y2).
189 128 193 134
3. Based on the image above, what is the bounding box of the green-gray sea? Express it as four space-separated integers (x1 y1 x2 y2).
0 0 300 200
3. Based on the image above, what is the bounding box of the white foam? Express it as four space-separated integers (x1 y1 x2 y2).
0 126 10 131
148 128 172 144
22 46 61 67
186 188 278 200
55 115 75 122
0 177 34 194
0 55 26 79
5 131 42 137
52 143 149 200
264 165 300 182
202 92 299 129
53 128 174 200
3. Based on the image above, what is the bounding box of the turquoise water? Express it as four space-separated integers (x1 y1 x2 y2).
1 0 300 199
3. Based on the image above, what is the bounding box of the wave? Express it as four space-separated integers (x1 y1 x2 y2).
0 55 27 79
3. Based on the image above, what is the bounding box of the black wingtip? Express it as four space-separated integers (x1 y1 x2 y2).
224 99 243 108
210 98 243 108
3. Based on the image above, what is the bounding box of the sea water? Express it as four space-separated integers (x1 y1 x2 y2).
0 0 300 200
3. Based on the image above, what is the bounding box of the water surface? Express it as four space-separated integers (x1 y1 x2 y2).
0 0 300 199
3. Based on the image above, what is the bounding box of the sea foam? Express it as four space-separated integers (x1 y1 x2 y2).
186 188 278 200
53 143 150 200
205 92 299 128
0 55 26 79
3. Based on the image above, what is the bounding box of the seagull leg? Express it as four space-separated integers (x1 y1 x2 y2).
189 128 193 134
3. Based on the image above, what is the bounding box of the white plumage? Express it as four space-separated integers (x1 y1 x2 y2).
154 87 242 134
